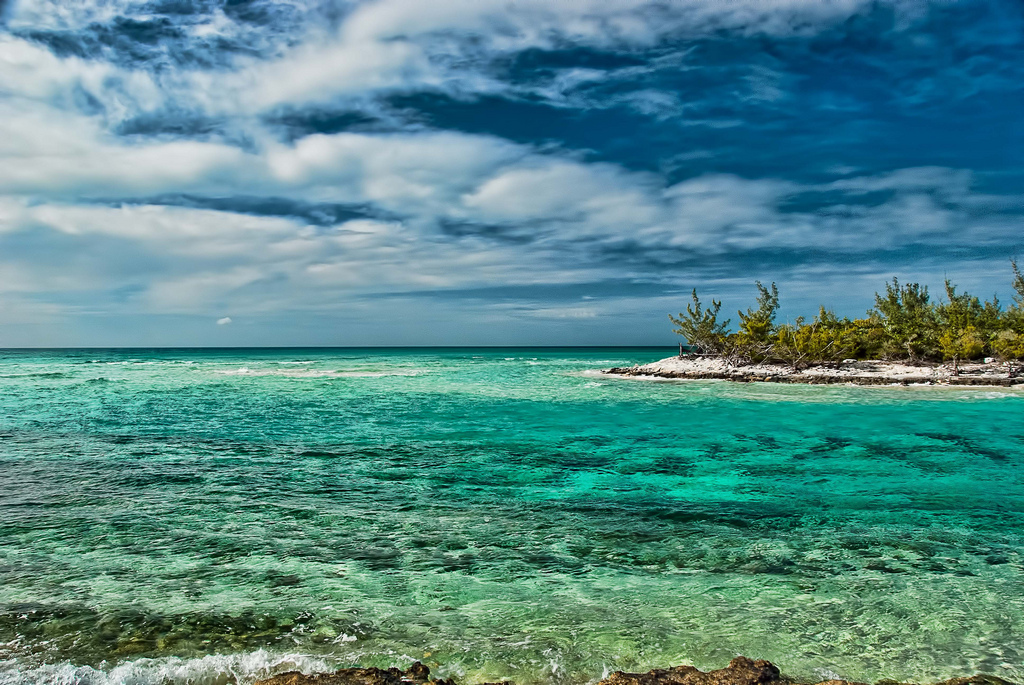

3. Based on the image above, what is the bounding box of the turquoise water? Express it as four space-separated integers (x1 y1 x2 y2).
1 348 1023 685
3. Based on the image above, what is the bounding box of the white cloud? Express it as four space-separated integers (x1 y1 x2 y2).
824 166 973 196
195 0 917 115
230 39 436 112
0 0 921 122
462 159 661 229
522 306 600 319
0 36 163 121
5 0 152 31
261 130 526 210
216 316 232 325
340 0 892 46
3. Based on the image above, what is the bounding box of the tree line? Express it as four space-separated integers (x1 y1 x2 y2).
669 261 1024 373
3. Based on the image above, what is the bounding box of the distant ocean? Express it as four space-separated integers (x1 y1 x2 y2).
1 348 1022 685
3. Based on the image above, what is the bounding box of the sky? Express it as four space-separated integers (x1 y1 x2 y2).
0 0 1022 346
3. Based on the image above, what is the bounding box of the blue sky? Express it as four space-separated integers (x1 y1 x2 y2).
0 0 1022 346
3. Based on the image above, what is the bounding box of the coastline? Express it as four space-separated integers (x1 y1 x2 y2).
602 356 1024 387
255 657 1017 685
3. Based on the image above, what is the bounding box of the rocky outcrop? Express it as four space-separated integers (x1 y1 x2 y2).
603 357 1024 387
253 657 1017 685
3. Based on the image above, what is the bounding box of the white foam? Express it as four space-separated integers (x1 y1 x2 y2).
814 668 845 681
217 367 252 375
0 650 334 685
954 391 1017 400
84 360 195 367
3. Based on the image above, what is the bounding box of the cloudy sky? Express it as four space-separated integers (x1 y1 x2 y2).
0 0 1021 346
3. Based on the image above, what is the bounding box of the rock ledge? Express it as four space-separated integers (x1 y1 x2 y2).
603 356 1024 387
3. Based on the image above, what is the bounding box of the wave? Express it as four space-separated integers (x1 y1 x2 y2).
214 368 432 378
0 649 334 685
81 360 195 366
0 371 69 379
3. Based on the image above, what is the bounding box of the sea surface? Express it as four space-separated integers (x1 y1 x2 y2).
0 348 1022 685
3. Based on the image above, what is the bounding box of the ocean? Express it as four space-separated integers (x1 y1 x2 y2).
0 348 1021 685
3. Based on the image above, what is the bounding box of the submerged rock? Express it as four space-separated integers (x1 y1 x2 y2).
256 662 433 685
254 661 509 685
253 657 1017 685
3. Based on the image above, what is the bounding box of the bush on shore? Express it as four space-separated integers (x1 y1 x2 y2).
670 261 1024 372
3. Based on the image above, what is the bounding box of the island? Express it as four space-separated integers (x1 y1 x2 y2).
603 265 1024 386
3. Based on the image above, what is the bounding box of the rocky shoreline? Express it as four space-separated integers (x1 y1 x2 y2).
602 356 1024 387
254 657 1016 685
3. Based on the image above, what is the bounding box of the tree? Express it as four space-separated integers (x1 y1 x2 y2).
774 308 856 371
872 279 936 360
938 326 985 374
669 289 731 355
1002 259 1024 332
992 331 1024 376
847 316 888 360
935 280 991 373
1013 259 1024 308
734 281 779 361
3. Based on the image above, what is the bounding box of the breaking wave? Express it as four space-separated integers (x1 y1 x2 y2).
0 650 334 685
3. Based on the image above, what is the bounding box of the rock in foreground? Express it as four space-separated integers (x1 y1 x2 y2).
601 657 784 685
254 662 465 685
254 657 1017 685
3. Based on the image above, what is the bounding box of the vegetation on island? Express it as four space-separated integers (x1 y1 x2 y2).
670 261 1024 374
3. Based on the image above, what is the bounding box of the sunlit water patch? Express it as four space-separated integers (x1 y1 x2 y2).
0 348 1022 685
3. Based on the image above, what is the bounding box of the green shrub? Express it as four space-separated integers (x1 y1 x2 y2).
774 310 855 370
992 330 1024 361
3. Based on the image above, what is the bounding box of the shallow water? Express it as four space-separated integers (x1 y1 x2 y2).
0 348 1022 685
